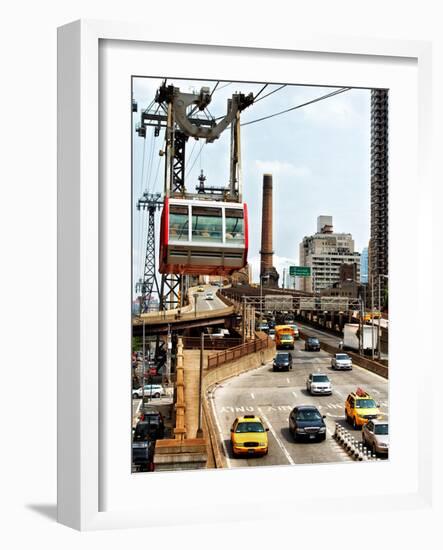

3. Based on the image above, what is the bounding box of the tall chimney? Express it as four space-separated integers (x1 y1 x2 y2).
259 174 279 287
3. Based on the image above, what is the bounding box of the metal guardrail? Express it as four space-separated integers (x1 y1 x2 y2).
183 337 242 350
207 334 272 369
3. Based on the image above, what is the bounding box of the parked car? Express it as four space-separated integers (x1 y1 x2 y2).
132 439 155 472
305 337 320 351
132 384 166 399
230 415 269 457
306 373 332 395
362 419 389 455
331 353 353 370
205 292 214 300
134 411 165 440
273 352 293 372
289 405 326 442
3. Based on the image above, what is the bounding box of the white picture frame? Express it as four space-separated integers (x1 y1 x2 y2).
57 19 433 531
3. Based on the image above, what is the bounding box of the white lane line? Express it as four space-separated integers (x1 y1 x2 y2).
250 393 255 400
292 391 297 398
333 389 344 398
286 378 290 384
371 388 381 394
210 391 232 469
258 408 295 465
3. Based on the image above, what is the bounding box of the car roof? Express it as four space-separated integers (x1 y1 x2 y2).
295 405 320 411
236 415 262 423
311 372 328 376
368 418 388 425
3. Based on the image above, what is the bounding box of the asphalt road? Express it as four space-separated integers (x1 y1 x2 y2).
189 285 227 314
210 338 389 469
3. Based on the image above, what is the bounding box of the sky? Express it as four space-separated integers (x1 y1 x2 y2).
132 77 371 291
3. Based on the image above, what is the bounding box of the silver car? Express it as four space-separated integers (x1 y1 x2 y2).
362 419 389 455
306 373 332 395
331 353 353 370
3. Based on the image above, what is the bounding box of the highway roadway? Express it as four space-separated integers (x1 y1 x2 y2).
210 337 389 468
188 284 228 314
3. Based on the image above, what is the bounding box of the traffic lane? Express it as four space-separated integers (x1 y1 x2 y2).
190 285 228 313
289 341 388 410
213 381 293 468
287 344 389 448
212 363 352 467
296 321 388 361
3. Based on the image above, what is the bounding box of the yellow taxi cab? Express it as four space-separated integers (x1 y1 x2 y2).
197 285 205 292
345 388 380 430
230 415 269 457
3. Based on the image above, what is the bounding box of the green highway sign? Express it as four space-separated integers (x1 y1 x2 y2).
289 266 311 277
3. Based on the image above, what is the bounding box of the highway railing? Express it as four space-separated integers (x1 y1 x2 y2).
183 337 242 350
207 333 271 369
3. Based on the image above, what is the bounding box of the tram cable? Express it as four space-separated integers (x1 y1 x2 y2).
241 87 351 127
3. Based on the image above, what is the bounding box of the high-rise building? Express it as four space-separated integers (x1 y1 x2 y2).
369 89 388 308
299 216 360 293
360 247 369 284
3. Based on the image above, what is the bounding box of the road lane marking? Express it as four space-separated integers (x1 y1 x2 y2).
286 378 290 384
210 391 232 469
333 389 344 398
250 393 255 400
258 408 295 465
292 391 297 398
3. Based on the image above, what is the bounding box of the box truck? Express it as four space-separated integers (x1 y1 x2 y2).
343 323 378 354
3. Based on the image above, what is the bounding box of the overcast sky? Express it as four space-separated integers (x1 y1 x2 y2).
132 77 371 290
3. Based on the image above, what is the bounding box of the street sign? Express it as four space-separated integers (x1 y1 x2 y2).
289 266 311 277
265 295 293 312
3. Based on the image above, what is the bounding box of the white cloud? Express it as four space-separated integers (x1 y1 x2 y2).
249 254 300 286
254 160 311 179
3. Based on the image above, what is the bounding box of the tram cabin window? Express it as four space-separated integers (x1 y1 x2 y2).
225 208 244 243
192 206 222 243
169 205 188 241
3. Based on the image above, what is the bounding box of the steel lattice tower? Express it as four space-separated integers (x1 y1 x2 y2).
136 192 162 312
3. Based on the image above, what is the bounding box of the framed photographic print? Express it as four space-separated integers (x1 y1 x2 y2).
58 19 433 531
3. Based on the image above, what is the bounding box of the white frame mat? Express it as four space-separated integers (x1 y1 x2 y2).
57 19 433 531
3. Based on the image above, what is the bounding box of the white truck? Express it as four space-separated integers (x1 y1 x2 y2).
343 323 378 354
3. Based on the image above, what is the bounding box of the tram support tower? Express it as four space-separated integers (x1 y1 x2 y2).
136 192 162 312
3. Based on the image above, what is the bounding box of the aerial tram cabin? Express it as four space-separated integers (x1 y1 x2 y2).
159 198 248 275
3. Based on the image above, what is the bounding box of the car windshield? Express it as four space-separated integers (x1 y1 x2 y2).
281 335 292 341
356 399 376 408
374 424 389 435
309 338 319 343
235 422 265 433
336 354 350 360
276 355 289 362
312 375 329 382
296 409 322 421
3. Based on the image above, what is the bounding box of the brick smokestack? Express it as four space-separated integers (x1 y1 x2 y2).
259 174 279 287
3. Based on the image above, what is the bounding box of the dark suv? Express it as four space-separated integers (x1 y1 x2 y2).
132 439 155 472
273 352 293 372
305 337 320 351
134 410 165 440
